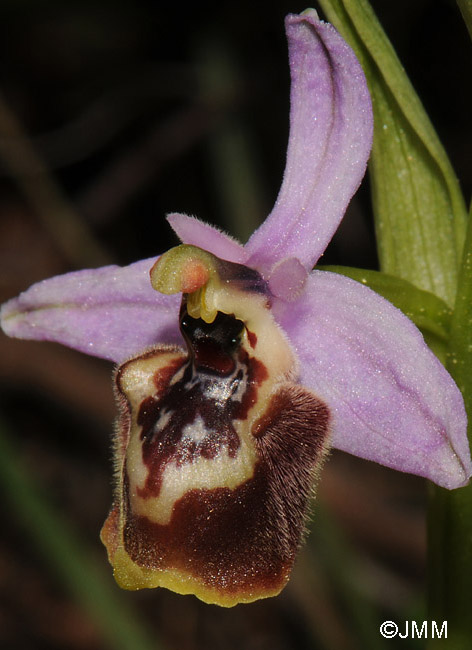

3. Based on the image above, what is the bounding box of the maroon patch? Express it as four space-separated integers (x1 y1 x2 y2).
247 329 257 349
153 357 186 392
251 390 292 439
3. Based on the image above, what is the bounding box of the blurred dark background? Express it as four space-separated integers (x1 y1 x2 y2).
0 0 470 648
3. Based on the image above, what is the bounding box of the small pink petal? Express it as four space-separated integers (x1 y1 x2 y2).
267 257 308 301
167 213 247 263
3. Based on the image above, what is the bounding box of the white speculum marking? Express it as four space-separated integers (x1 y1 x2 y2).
153 408 172 435
181 414 209 443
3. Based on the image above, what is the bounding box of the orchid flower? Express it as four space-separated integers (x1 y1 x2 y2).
1 10 470 608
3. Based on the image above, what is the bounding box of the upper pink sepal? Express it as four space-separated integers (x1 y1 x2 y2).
245 10 373 270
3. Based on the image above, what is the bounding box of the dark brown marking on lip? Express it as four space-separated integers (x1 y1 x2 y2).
246 329 257 349
125 463 290 597
153 356 186 393
122 384 331 600
251 389 292 439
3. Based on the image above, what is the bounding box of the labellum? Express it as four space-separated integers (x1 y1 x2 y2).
101 245 331 606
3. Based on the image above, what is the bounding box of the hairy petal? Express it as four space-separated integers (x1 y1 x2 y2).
275 271 471 489
245 10 373 271
167 213 247 263
0 259 181 363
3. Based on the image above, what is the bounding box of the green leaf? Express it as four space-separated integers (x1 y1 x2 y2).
448 209 472 404
457 0 472 40
320 265 452 361
318 0 468 307
427 211 472 648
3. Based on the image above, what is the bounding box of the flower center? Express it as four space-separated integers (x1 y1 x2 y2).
101 243 331 607
149 245 296 394
150 244 269 324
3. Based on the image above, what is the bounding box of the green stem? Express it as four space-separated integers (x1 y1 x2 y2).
427 211 472 648
0 416 162 650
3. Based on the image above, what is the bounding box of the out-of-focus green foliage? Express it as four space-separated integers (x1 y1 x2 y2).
0 419 160 650
457 0 472 39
